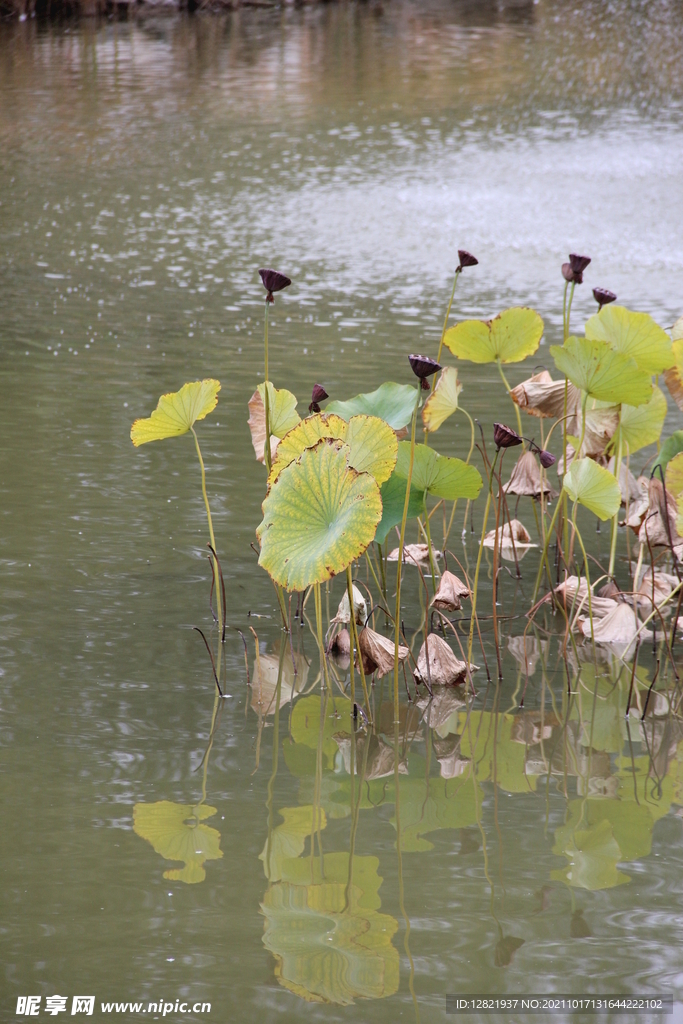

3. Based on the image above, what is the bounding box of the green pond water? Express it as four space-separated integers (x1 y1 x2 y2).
3 2 683 1021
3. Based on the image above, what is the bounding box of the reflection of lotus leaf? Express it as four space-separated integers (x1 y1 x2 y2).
458 712 538 793
251 646 309 717
551 818 630 890
391 774 479 851
261 853 399 1005
133 801 223 884
290 695 353 769
259 806 327 881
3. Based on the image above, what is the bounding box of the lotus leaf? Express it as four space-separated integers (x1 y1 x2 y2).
268 413 397 487
550 818 630 891
585 304 674 374
248 384 300 463
421 366 462 432
257 440 382 592
259 805 327 882
131 379 220 446
609 386 667 456
443 306 544 364
666 452 683 498
550 337 652 407
563 458 622 520
326 381 417 431
374 472 425 545
663 339 683 412
133 801 223 884
652 430 683 478
395 441 483 501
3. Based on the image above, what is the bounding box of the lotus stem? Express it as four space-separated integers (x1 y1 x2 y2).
347 564 372 718
608 431 623 580
496 360 523 438
422 501 439 595
531 495 563 603
570 504 595 643
263 300 272 474
442 406 476 550
467 448 500 667
191 426 222 637
314 582 332 696
436 267 460 365
393 386 420 725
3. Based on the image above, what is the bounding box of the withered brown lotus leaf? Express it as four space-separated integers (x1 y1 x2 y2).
597 580 622 600
552 576 618 620
580 602 651 644
638 478 678 548
387 543 443 567
330 585 367 626
358 626 408 677
503 450 556 498
511 370 580 421
247 388 279 464
430 570 470 611
483 519 534 548
636 568 679 612
328 628 351 659
607 455 641 504
414 634 471 687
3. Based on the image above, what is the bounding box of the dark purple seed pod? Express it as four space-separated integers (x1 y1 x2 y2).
409 354 441 380
561 262 575 283
311 383 328 404
539 449 556 469
309 402 321 414
457 249 479 270
569 253 591 275
593 287 617 310
258 268 292 302
493 422 523 450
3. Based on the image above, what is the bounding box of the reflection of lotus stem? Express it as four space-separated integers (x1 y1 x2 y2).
422 502 438 595
191 425 222 636
314 582 332 695
344 729 370 914
347 565 371 716
394 716 420 1024
467 449 500 667
491 454 506 680
608 430 623 579
264 642 286 885
496 360 523 438
570 504 595 642
436 267 460 364
263 300 272 474
393 386 420 725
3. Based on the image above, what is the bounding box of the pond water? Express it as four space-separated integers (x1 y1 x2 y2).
2 2 683 1021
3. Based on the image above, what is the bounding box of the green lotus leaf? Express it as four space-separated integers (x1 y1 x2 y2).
133 801 223 884
131 379 220 446
257 382 301 438
563 457 622 521
585 304 674 374
261 853 399 1005
663 339 683 412
421 366 462 432
326 381 417 430
550 336 652 406
666 452 683 498
652 431 683 478
257 439 382 591
610 386 667 456
395 441 483 501
375 472 426 546
443 307 544 364
268 413 397 486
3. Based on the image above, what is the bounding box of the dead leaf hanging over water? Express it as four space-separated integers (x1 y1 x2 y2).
358 626 408 677
414 633 471 687
503 450 556 498
387 543 443 567
638 478 678 548
430 570 470 611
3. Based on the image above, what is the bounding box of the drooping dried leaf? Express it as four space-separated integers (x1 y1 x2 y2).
580 602 651 645
414 633 471 687
251 646 310 717
387 543 443 567
552 577 619 619
430 570 470 611
638 477 678 548
330 585 367 626
511 369 581 420
503 450 556 498
636 568 679 612
483 519 534 548
328 628 351 662
248 389 280 464
358 626 408 677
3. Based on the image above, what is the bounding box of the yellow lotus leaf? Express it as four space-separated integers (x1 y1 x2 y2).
247 383 300 464
585 304 674 374
611 386 667 456
131 379 220 446
663 338 683 413
421 366 462 432
133 800 223 884
269 413 397 486
443 306 544 364
666 452 683 498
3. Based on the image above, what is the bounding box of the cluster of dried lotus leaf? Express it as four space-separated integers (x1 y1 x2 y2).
413 633 473 687
430 570 470 612
503 450 556 499
358 627 409 677
387 543 443 567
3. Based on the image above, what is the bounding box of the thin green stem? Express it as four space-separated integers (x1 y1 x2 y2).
608 429 623 580
467 449 500 666
496 360 523 438
347 565 372 716
393 386 420 725
436 267 460 365
191 426 222 634
442 406 476 551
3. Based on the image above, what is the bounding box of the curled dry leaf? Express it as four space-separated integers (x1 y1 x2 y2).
432 734 470 779
358 626 408 677
331 585 367 626
430 570 470 611
579 602 651 645
636 568 679 613
328 628 351 661
510 371 618 460
638 478 678 548
503 450 556 498
248 389 280 464
333 733 408 779
251 647 310 717
415 685 468 729
623 476 650 529
483 519 535 549
414 633 472 687
552 576 619 620
387 543 443 567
